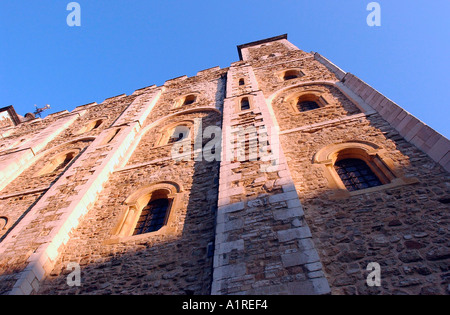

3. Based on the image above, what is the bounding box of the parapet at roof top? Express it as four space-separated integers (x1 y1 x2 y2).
237 34 288 61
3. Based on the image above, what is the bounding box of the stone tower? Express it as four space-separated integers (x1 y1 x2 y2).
0 35 448 295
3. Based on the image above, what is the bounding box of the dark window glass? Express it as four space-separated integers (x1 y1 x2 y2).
168 132 185 144
297 101 320 112
283 71 300 80
134 199 170 235
334 159 382 192
239 79 245 86
241 98 250 111
284 74 298 80
183 95 196 105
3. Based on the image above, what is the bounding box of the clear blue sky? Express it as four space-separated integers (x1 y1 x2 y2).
1 0 449 137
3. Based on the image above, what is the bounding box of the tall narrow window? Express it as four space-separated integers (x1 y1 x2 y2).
334 158 382 192
239 79 245 86
241 98 250 111
297 100 320 112
133 198 170 235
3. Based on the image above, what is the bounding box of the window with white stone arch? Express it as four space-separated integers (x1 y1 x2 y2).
284 90 332 115
234 95 254 113
313 141 418 198
111 182 183 239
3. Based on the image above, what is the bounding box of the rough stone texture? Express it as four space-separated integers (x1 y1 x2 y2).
270 84 361 131
212 48 329 295
0 94 141 295
0 35 448 295
38 159 219 295
35 73 226 295
279 114 449 295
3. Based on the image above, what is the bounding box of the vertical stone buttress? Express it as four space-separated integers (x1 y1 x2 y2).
2 34 447 296
0 112 83 192
36 69 225 295
212 37 331 295
0 88 162 295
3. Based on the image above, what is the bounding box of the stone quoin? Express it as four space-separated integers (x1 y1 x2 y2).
0 34 449 295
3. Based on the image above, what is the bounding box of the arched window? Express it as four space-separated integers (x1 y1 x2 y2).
334 158 382 192
239 79 245 86
134 198 170 235
241 97 250 111
312 141 418 197
103 128 121 145
283 70 302 81
293 93 324 113
167 125 190 144
52 151 77 173
93 120 103 129
112 183 182 238
183 95 197 106
157 122 193 146
35 150 79 177
297 100 320 112
75 119 104 135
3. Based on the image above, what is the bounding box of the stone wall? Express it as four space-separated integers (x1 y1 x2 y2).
238 35 449 295
0 93 149 295
38 157 220 295
270 84 361 131
0 35 448 296
280 114 449 295
212 44 330 295
36 71 226 294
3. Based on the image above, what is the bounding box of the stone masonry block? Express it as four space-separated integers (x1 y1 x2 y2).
311 277 331 295
273 206 304 221
305 262 324 272
216 239 244 255
298 238 316 251
218 186 244 199
213 263 247 281
281 183 296 193
268 191 299 204
281 249 320 268
218 201 245 214
277 226 312 242
428 137 450 163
